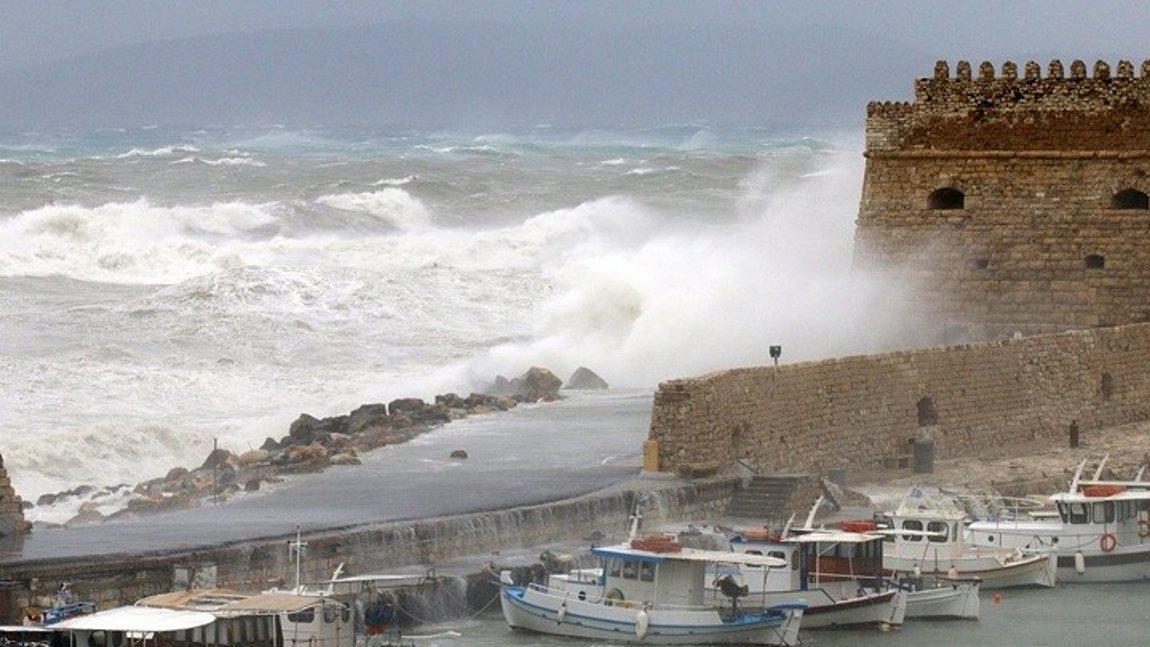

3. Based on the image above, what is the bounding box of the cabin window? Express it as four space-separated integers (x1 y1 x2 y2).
1067 503 1089 524
743 549 763 568
622 560 638 580
639 562 655 582
1056 503 1069 523
323 605 339 624
927 521 949 543
609 559 622 578
1085 254 1105 269
768 551 787 561
286 609 315 623
1092 502 1116 524
928 188 965 210
901 519 924 541
1111 188 1149 209
342 608 351 623
952 523 959 542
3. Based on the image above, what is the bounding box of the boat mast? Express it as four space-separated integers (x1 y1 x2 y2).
289 525 308 592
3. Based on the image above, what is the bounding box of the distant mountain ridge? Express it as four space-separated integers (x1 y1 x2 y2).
0 19 927 129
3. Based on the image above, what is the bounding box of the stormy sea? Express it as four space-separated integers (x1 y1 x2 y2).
0 125 901 507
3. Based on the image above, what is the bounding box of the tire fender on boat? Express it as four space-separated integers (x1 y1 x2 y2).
1139 520 1150 538
1074 551 1086 574
635 608 650 640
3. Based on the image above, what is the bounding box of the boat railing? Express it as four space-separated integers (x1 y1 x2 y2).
523 582 789 613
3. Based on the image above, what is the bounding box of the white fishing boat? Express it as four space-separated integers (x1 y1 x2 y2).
880 490 1057 589
714 526 908 629
967 456 1150 582
500 534 806 645
890 575 980 620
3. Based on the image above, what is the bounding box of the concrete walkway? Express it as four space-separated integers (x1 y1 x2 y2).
0 390 651 563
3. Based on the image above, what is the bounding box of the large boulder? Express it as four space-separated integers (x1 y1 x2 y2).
564 367 609 390
517 367 563 402
347 403 390 435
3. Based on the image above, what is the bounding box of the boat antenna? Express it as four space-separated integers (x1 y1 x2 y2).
1136 465 1146 483
802 495 825 531
780 512 796 539
628 506 643 540
326 563 344 596
1068 457 1088 492
1092 453 1111 481
289 525 308 592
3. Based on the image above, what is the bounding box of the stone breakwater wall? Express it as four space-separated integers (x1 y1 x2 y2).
0 477 735 621
647 323 1150 476
0 456 27 537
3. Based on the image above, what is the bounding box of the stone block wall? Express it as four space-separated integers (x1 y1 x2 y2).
856 59 1150 339
0 454 27 538
648 323 1150 475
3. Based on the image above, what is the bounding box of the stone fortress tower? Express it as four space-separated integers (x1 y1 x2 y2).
0 454 27 537
855 59 1150 341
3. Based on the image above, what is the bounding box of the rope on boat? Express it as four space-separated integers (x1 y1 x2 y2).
393 588 502 626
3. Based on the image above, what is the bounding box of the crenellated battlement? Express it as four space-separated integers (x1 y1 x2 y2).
866 58 1150 152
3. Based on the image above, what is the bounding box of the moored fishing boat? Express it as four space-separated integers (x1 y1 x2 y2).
713 526 908 629
880 490 1057 589
500 534 806 645
967 456 1150 582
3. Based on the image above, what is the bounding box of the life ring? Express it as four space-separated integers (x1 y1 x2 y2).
1100 533 1118 552
1140 521 1150 538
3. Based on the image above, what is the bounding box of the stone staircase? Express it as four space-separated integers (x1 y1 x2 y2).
725 474 821 521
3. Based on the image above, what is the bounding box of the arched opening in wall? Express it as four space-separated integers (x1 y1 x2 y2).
1085 254 1106 270
1110 188 1149 209
1101 372 1115 401
916 396 938 427
928 188 965 210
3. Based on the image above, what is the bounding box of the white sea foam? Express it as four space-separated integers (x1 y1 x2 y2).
115 145 200 158
373 175 416 186
315 188 431 230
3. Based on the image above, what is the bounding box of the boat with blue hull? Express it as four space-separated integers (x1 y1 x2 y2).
500 537 805 645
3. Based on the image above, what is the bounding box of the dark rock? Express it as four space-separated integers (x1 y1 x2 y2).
564 367 609 390
435 393 467 409
65 502 105 527
450 449 469 459
518 367 563 402
260 437 280 451
487 375 516 397
20 500 33 510
347 403 389 435
200 448 236 471
244 478 262 492
165 467 190 482
388 398 427 416
330 453 362 466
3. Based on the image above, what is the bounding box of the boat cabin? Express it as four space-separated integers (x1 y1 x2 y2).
726 530 887 595
590 542 787 607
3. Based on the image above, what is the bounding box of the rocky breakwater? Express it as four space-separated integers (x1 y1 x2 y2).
27 367 581 528
0 454 31 537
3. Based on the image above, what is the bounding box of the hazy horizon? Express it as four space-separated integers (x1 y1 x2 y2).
2 1 1149 129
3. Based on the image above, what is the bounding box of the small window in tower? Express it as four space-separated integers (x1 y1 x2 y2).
1110 188 1149 209
1085 254 1106 269
971 258 989 270
928 188 965 210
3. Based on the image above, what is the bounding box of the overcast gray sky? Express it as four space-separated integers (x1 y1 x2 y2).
2 0 1147 71
1 1 1147 128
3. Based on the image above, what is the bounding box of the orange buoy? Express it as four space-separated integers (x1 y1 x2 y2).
993 594 1003 605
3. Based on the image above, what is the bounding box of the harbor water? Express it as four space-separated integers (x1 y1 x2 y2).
429 584 1150 646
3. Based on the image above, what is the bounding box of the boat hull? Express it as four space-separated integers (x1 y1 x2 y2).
746 589 905 630
1056 547 1150 582
886 551 1056 589
903 583 979 620
500 587 803 646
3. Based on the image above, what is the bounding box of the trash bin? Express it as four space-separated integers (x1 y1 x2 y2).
912 438 935 474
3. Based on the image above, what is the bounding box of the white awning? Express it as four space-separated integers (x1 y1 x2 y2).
784 531 883 544
53 607 216 633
